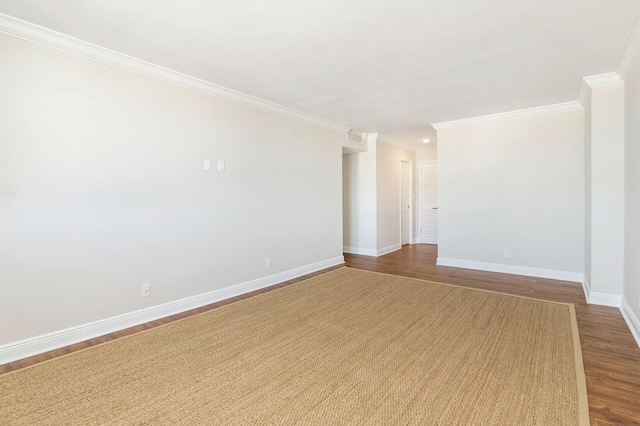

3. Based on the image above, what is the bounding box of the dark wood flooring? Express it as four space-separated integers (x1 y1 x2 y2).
2 244 638 425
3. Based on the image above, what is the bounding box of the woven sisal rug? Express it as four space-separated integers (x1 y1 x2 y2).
0 267 588 425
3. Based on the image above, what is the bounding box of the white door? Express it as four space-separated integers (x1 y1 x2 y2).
420 162 438 244
400 161 410 245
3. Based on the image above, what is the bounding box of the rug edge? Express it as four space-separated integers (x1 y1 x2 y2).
346 267 578 307
569 304 591 426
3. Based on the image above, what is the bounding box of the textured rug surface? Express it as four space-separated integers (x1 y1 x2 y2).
0 267 588 425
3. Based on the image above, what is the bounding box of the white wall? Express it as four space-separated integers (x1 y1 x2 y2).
342 143 378 254
586 83 626 298
376 141 415 251
584 93 593 289
437 110 584 278
624 57 640 338
416 145 437 163
0 33 344 347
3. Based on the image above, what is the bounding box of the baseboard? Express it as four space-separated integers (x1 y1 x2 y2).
343 246 377 256
343 244 401 257
0 256 345 365
581 277 623 307
587 292 622 307
377 243 402 257
436 257 583 283
582 277 591 303
620 298 640 348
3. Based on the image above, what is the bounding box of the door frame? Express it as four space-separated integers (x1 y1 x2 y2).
418 160 438 244
398 160 413 246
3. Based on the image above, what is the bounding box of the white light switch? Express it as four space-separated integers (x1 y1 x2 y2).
204 159 212 171
218 160 225 171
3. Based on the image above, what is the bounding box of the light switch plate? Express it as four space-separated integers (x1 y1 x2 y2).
218 160 225 171
204 159 212 171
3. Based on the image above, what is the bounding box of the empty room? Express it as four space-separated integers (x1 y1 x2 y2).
1 1 639 425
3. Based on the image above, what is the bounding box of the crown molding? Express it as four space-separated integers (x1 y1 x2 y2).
431 101 582 131
583 72 623 88
368 133 417 152
577 80 592 107
618 16 640 80
578 72 623 106
0 13 350 134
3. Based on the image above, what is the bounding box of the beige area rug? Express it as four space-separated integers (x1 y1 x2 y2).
0 268 588 425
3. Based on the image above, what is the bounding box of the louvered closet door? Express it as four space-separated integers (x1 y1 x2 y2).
420 162 438 244
400 161 410 245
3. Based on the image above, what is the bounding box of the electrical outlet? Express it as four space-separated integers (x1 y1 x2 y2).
504 249 510 258
141 284 150 298
266 258 272 268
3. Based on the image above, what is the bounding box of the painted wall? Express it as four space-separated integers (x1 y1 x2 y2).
587 83 625 297
376 141 415 251
416 145 437 163
584 93 593 289
342 143 378 254
0 33 344 346
624 58 640 329
437 110 584 276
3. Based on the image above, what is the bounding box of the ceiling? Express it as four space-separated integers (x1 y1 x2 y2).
1 0 639 148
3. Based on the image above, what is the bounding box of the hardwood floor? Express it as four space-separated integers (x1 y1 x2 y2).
2 244 639 424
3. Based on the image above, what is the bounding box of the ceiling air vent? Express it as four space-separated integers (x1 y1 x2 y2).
347 131 363 144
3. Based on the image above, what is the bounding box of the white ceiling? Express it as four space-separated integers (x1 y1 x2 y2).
1 0 639 147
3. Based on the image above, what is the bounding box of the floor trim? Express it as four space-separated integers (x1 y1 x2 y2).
436 257 583 283
343 246 377 256
0 256 344 365
582 277 591 303
377 243 402 256
587 292 622 308
621 298 640 348
343 243 402 257
581 277 623 307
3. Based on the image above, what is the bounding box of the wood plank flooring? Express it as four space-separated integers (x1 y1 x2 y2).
2 244 639 424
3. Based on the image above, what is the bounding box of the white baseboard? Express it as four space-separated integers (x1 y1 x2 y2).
377 243 402 256
436 257 583 283
0 256 344 366
581 277 623 307
620 298 640 348
581 277 591 303
343 244 401 257
343 246 377 256
587 292 622 307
